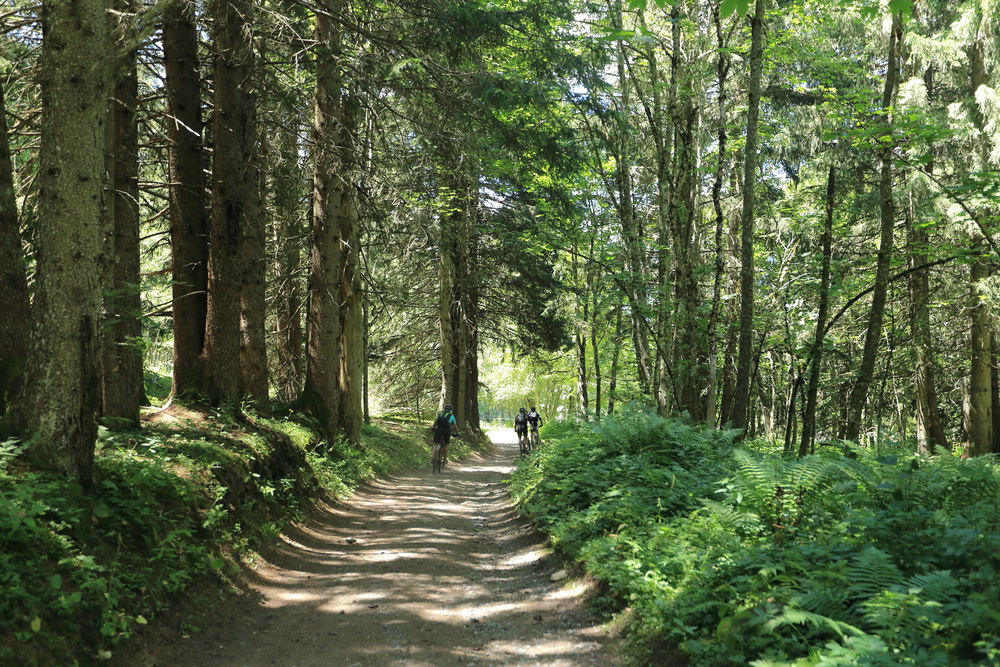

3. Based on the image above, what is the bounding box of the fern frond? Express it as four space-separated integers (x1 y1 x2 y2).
762 607 866 639
903 569 959 603
848 547 902 601
699 499 764 533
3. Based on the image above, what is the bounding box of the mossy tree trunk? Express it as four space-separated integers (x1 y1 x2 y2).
16 0 109 486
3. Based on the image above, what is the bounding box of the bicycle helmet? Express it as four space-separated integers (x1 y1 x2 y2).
519 407 526 413
444 403 453 410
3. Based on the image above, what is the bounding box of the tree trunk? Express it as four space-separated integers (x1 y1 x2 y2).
338 93 363 443
731 0 766 434
240 104 268 413
844 13 902 442
591 271 602 418
164 0 209 399
0 73 30 417
800 165 835 457
908 187 947 455
608 304 622 416
271 121 304 403
304 3 345 436
612 1 653 394
968 237 992 456
102 7 144 429
17 0 109 486
706 6 730 429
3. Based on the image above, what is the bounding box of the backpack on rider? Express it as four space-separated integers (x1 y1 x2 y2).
433 407 453 443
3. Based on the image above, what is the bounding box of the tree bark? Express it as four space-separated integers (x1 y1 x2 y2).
338 92 364 443
706 6 730 429
800 165 835 457
844 13 902 442
240 103 268 413
731 0 766 434
271 125 304 403
968 236 992 456
612 1 653 394
102 4 145 429
206 0 257 407
907 188 947 455
304 2 345 436
17 0 109 486
0 73 30 417
164 0 209 399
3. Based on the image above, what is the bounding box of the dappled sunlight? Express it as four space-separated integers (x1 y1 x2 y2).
150 433 615 666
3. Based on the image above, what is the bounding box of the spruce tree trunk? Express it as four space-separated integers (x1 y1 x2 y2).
164 0 209 399
206 0 256 406
102 9 144 429
304 3 344 436
271 122 303 403
0 75 30 416
338 94 363 443
731 0 766 434
18 0 109 486
240 113 267 413
844 13 902 442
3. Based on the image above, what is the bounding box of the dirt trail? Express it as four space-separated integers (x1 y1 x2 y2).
124 431 618 666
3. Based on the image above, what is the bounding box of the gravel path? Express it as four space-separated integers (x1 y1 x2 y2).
123 430 618 667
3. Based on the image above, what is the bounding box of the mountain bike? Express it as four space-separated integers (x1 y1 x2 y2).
432 441 445 473
529 426 540 449
518 431 531 460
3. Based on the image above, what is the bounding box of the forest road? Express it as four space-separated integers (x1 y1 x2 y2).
120 429 619 667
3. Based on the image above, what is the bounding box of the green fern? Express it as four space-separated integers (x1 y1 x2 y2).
698 499 764 533
762 607 867 640
848 547 902 602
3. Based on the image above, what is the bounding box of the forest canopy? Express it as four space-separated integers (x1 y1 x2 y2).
0 0 999 475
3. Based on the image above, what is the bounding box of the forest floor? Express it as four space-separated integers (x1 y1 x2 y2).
114 430 621 667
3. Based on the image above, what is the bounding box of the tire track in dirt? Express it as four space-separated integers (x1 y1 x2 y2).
123 431 618 666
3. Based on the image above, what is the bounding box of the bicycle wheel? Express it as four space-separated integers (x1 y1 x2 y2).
519 436 527 460
432 444 443 474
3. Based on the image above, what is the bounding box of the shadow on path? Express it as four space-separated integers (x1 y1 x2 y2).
118 431 617 666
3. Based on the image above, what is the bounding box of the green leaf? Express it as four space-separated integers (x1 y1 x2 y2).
93 503 112 519
49 574 62 590
209 558 225 570
30 617 41 633
136 615 147 625
720 0 751 18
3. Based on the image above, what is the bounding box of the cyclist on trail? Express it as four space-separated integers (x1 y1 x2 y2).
513 407 529 450
432 404 458 465
527 406 543 444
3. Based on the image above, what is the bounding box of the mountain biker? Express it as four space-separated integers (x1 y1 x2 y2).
513 407 529 451
432 404 458 465
527 406 543 444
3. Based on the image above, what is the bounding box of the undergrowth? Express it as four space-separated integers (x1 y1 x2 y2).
508 405 1000 666
0 405 446 666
